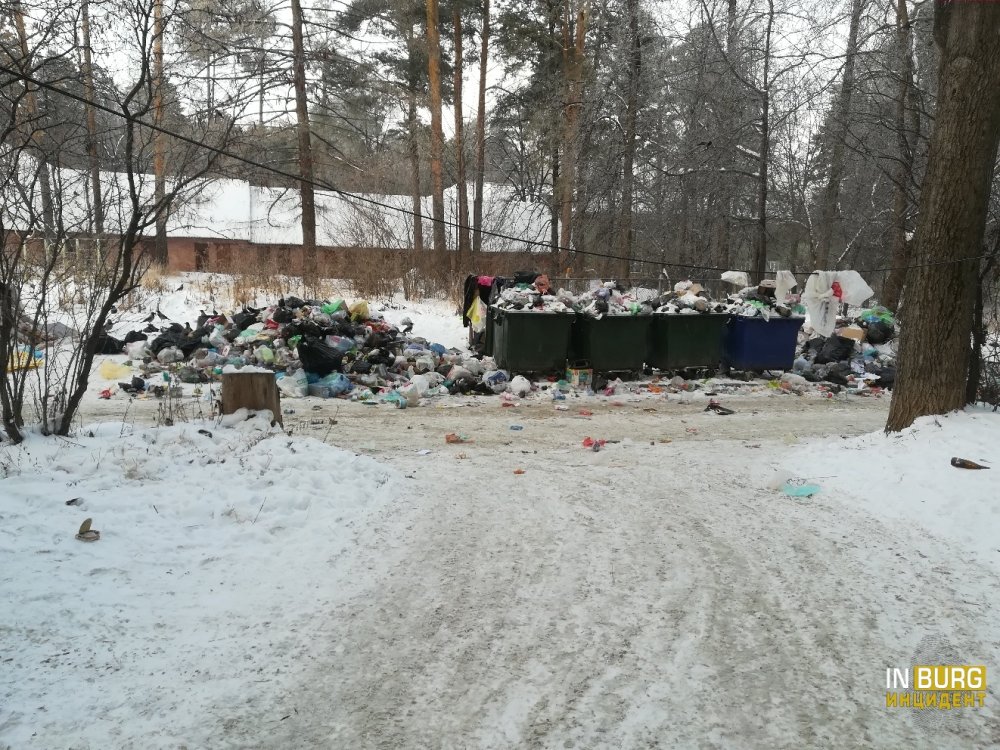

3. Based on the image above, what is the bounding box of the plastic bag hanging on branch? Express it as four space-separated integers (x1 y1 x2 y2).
802 270 875 337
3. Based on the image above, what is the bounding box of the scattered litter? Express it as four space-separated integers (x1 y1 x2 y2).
509 424 524 431
705 400 735 415
75 518 100 542
782 482 821 498
445 433 472 444
951 457 989 470
416 449 432 455
513 469 526 475
582 437 607 450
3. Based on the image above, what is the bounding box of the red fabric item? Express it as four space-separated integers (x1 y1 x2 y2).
831 281 844 300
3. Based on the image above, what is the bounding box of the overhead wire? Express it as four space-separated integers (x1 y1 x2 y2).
0 62 994 277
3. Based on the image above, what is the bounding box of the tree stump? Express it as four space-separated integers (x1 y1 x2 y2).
221 372 283 427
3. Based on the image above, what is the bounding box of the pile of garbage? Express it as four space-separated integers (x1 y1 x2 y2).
652 281 729 315
792 305 898 391
491 274 573 314
102 296 517 405
491 277 658 317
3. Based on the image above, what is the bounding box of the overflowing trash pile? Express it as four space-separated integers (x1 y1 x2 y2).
490 277 657 317
791 305 898 391
652 281 729 315
101 296 516 405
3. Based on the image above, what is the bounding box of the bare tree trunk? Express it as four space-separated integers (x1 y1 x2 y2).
550 135 560 256
406 88 425 252
966 232 998 404
886 1 1000 432
13 3 56 239
615 0 641 281
290 0 317 282
472 0 490 256
453 6 471 266
425 0 448 257
720 0 739 270
80 0 104 235
813 0 863 270
882 0 916 311
751 0 774 282
153 0 168 265
558 2 587 270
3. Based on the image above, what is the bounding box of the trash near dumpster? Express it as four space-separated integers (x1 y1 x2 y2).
724 316 805 372
491 308 574 373
648 313 730 371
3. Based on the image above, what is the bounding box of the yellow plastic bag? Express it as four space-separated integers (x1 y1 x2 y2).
98 360 132 380
467 297 486 333
8 347 42 371
348 300 370 322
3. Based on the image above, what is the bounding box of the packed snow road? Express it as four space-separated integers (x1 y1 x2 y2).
74 395 1000 748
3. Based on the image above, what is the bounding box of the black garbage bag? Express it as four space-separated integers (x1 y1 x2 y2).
231 310 257 331
283 319 328 340
272 307 294 324
366 348 391 365
283 295 306 309
815 335 855 365
822 362 852 386
349 359 372 375
94 330 123 354
149 330 202 357
804 337 825 356
866 321 895 345
876 366 896 389
298 336 343 376
123 330 148 344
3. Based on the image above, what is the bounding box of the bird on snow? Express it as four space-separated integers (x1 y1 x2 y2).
155 308 169 321
399 316 414 334
142 312 155 323
175 284 184 292
196 310 209 327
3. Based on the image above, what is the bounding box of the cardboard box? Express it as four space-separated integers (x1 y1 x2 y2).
566 367 593 389
838 325 866 342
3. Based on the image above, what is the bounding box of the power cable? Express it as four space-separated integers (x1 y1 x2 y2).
0 63 994 278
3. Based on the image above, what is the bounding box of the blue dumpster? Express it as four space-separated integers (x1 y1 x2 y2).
723 316 805 371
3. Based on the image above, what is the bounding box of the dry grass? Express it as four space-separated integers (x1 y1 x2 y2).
140 262 171 295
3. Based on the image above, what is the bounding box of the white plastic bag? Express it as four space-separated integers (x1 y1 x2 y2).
802 271 838 338
509 375 532 397
278 368 308 398
721 270 750 288
774 270 798 302
834 270 875 306
125 340 149 360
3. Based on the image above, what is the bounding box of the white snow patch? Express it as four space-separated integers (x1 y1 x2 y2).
0 417 397 748
783 409 1000 566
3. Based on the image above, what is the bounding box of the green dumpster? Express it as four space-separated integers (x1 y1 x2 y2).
491 308 574 373
570 314 652 372
648 313 730 371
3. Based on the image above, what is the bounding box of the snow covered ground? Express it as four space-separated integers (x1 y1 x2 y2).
2 278 998 747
